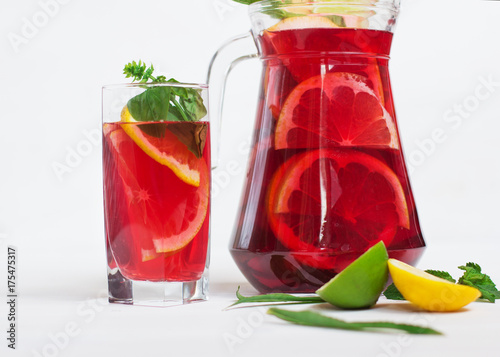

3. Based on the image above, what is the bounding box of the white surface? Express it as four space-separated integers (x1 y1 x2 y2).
4 242 500 357
1 0 500 356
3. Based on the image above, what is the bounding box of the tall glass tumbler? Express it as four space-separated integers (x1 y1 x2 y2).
102 83 211 306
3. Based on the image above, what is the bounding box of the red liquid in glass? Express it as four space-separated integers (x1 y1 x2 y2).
230 27 425 293
103 122 210 282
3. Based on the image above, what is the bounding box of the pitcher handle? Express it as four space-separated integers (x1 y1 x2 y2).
206 31 259 169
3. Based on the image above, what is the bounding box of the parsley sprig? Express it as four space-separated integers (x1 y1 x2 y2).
123 60 167 83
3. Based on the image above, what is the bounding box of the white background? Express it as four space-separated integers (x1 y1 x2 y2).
1 0 500 356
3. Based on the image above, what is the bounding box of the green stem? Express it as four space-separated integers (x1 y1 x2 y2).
171 97 190 121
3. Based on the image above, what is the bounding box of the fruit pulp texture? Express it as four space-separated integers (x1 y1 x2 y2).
103 122 210 282
230 27 425 293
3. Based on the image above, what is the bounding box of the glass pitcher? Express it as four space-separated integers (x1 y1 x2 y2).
209 0 425 293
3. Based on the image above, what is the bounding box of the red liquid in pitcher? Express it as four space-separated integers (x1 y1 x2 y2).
103 122 210 282
230 27 425 293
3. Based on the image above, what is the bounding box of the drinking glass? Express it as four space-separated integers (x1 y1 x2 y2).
102 83 210 306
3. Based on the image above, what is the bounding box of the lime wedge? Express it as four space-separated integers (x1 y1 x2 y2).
316 241 389 309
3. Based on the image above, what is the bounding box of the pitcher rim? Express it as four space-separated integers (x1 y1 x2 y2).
249 0 400 14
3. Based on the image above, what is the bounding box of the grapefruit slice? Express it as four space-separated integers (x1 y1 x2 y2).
121 106 202 187
267 148 409 270
264 65 298 120
263 16 339 84
275 72 398 150
104 123 209 255
261 20 387 96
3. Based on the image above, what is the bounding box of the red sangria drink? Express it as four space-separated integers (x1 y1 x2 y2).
229 4 425 293
102 75 211 305
103 121 210 282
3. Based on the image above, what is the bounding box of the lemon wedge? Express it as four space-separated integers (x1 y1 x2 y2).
388 259 482 312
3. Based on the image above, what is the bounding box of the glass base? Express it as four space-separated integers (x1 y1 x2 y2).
107 269 208 307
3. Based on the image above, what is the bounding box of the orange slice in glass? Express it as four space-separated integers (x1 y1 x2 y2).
121 106 202 187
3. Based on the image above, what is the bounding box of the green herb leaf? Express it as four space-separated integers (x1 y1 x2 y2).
458 262 500 303
267 308 443 335
383 283 405 301
326 15 346 27
227 286 324 308
123 61 207 123
179 89 207 121
231 1 309 20
127 86 172 122
266 9 305 20
232 0 261 5
167 122 208 158
123 60 166 83
425 270 456 283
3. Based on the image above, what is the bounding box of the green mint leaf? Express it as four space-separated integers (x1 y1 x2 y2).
267 308 443 335
167 79 187 97
166 79 207 121
180 94 207 121
123 62 207 123
383 283 405 300
458 262 500 303
326 15 347 27
231 1 307 19
127 86 172 122
227 286 324 308
127 86 207 123
232 0 301 6
167 104 185 122
266 9 305 20
425 270 456 283
232 0 261 5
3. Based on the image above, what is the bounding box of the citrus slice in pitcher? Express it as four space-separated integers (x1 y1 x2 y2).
275 72 398 150
262 18 387 89
267 16 339 32
264 65 298 120
266 148 409 270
